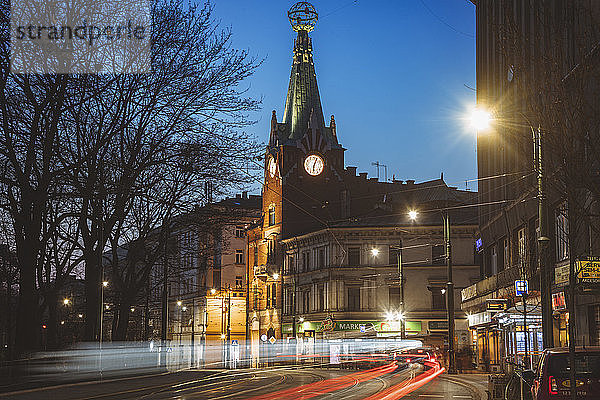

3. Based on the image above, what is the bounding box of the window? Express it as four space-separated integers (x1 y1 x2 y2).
432 244 445 265
302 290 310 313
284 288 293 315
287 254 295 273
556 204 569 261
503 238 510 270
268 206 275 226
253 246 258 266
236 275 243 289
389 286 401 308
267 240 275 264
302 251 310 272
317 285 325 311
235 249 244 264
389 245 401 265
253 285 259 309
235 226 245 238
266 284 271 308
431 287 446 310
348 247 360 265
347 287 360 311
318 248 325 269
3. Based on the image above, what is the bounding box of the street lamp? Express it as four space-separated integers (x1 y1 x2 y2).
272 272 280 280
370 248 380 257
210 288 217 295
469 107 493 131
63 298 70 305
408 210 418 221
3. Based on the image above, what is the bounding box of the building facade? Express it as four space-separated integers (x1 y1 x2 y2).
146 194 261 367
463 0 600 372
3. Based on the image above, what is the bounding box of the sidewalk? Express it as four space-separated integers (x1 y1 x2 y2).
439 372 490 400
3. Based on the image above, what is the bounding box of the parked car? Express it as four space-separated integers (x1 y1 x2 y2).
531 347 600 399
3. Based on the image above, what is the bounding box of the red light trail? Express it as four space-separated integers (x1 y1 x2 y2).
245 362 398 400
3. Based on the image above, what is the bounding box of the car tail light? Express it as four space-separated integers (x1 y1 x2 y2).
549 376 558 395
406 358 411 363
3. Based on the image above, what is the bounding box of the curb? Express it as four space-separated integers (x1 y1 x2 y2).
439 375 488 400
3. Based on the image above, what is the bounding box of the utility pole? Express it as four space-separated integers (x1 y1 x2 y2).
534 126 553 349
522 288 529 369
444 211 456 374
227 288 231 369
396 247 405 339
191 298 195 368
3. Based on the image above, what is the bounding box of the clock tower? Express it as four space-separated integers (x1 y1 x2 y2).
264 1 345 240
247 2 345 352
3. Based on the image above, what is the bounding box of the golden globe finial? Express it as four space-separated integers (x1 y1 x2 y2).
288 2 318 32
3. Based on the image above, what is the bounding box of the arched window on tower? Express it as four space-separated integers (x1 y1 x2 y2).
268 205 275 226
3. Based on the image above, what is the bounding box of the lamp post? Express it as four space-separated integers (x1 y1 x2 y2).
443 211 456 374
409 209 456 374
470 108 553 351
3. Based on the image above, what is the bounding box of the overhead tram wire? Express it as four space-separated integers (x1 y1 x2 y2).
248 153 532 208
419 0 474 39
237 158 534 254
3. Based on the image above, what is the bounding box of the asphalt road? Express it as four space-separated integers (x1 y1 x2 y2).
0 363 481 400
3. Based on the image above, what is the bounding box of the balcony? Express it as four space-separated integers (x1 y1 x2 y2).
461 266 524 302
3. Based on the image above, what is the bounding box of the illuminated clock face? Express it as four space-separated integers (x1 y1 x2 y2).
268 157 277 177
304 154 324 176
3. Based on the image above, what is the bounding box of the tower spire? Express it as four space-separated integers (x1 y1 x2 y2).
283 2 325 140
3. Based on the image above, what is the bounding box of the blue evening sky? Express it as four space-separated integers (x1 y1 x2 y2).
211 1 477 191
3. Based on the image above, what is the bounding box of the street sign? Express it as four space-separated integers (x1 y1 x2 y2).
576 257 600 284
515 280 528 296
486 299 508 311
555 265 569 286
359 324 366 333
231 340 238 346
260 334 267 342
269 336 276 344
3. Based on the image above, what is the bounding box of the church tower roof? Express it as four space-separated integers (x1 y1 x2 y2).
282 29 325 140
271 2 339 148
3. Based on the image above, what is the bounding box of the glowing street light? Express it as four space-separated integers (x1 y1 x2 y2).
130 307 135 312
408 210 418 221
182 306 187 312
102 281 109 287
370 248 379 257
220 333 226 340
469 108 493 131
272 272 280 280
210 288 217 295
176 300 182 307
385 311 394 321
299 317 304 323
63 298 70 305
